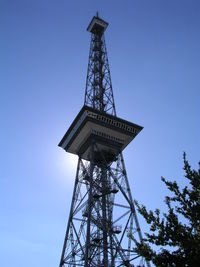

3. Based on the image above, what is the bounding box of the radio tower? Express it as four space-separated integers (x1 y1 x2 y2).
59 13 150 267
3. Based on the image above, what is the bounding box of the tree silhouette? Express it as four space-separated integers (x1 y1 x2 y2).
133 153 200 267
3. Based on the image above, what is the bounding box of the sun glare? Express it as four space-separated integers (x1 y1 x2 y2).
57 152 78 181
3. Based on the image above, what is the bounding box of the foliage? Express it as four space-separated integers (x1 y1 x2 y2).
134 153 200 267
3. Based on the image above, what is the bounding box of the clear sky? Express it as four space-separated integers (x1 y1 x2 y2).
0 0 200 266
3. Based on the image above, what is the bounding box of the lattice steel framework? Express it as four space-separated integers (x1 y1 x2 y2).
59 14 150 267
84 27 116 115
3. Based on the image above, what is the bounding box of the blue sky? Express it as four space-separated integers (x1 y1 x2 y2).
0 0 200 266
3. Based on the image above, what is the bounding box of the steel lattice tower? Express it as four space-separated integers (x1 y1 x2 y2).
59 14 150 267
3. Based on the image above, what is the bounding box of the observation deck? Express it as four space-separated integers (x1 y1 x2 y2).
59 106 142 163
87 14 108 34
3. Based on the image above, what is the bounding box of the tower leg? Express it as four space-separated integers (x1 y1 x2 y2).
59 158 81 267
85 142 95 267
101 166 108 267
